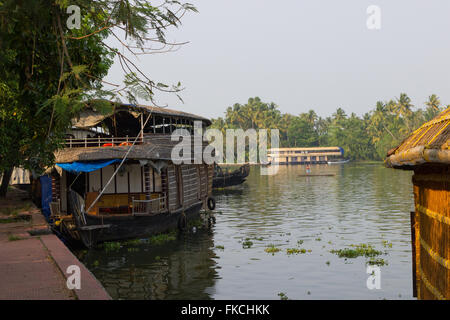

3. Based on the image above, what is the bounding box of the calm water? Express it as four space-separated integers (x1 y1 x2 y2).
75 163 416 300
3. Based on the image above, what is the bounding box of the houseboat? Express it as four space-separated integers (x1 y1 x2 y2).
267 147 345 164
385 107 450 300
45 101 216 247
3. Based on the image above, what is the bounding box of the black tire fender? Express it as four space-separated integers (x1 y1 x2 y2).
207 197 216 211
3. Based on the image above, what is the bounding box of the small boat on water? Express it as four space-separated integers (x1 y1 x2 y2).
212 164 250 188
327 159 350 165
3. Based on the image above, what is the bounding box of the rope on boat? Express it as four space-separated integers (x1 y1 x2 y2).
85 112 153 214
418 264 446 300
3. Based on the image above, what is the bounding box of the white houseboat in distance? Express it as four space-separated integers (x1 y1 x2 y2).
44 101 216 247
267 147 346 165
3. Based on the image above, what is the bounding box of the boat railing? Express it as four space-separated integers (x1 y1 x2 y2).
64 136 143 148
131 195 167 216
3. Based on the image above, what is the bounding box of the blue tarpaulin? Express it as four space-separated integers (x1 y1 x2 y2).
56 159 121 173
40 175 52 220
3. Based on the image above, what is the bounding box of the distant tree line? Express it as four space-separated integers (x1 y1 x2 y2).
210 94 445 161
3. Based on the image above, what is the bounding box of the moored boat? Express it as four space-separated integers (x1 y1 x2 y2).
44 102 216 247
212 164 250 188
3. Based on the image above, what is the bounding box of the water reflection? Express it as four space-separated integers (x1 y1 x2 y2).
76 163 415 300
76 229 218 299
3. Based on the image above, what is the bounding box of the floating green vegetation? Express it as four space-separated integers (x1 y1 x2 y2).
367 258 388 266
93 260 100 267
278 292 288 300
330 243 383 259
382 240 393 248
286 248 307 255
315 238 322 241
122 239 141 246
103 241 121 251
102 238 141 251
147 231 177 245
8 234 22 241
265 244 281 255
326 261 330 266
188 218 204 229
215 245 225 250
297 240 304 245
244 236 264 242
242 240 253 249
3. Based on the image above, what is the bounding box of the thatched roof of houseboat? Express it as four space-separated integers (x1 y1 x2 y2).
72 101 211 128
385 107 450 169
55 135 209 163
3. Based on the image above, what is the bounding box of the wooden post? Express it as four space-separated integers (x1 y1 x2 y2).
140 113 144 142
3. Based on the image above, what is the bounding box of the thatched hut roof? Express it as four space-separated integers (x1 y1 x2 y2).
385 107 450 169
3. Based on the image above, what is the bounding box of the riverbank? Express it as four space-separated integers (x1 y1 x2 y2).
0 187 110 300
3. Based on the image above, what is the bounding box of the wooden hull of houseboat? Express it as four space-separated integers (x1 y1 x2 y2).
63 201 204 248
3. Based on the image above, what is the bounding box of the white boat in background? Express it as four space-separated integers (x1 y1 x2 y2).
327 159 350 165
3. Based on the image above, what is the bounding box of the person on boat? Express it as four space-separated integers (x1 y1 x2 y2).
305 164 311 174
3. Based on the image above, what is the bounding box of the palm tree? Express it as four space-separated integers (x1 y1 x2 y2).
332 108 347 123
424 94 441 121
395 93 414 132
370 101 396 141
426 94 441 111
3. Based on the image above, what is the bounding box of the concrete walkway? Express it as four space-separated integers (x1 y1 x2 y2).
0 198 110 300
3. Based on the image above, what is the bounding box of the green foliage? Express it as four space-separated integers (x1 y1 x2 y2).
366 258 388 266
286 248 306 255
211 94 446 161
242 240 253 248
330 243 383 258
264 244 281 255
0 0 196 194
8 234 23 241
147 231 177 245
278 292 289 300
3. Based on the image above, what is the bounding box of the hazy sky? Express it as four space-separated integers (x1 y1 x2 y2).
105 0 450 119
